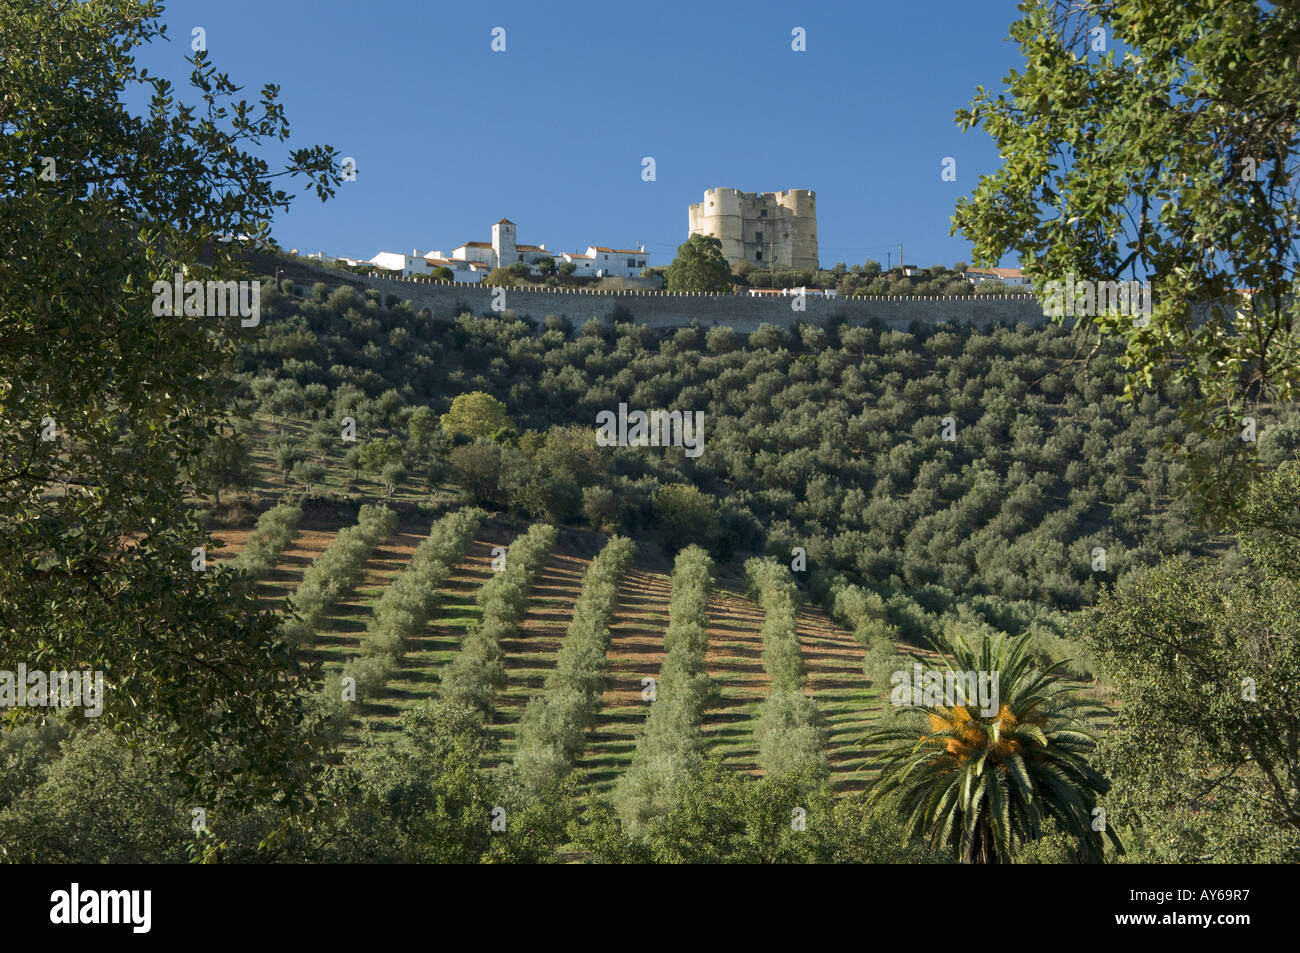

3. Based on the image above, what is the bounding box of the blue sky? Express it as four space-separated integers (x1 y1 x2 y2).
143 0 1029 269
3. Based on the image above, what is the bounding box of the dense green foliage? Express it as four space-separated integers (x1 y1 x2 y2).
0 702 572 863
1 0 339 808
440 391 514 441
1075 461 1300 862
0 701 954 864
953 0 1300 517
297 702 572 863
575 762 948 863
665 234 732 292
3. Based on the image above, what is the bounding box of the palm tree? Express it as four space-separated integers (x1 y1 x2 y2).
863 627 1122 863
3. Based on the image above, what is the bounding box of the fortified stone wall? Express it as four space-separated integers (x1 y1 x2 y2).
319 269 1048 333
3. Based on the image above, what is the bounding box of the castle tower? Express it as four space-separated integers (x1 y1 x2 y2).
688 188 746 264
688 188 817 270
491 218 518 268
773 190 818 271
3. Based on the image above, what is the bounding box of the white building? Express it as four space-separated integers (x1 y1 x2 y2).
352 217 650 282
420 253 487 283
584 246 648 278
363 248 491 282
368 249 435 276
447 241 495 267
963 266 1033 288
747 286 837 298
442 219 525 269
561 251 595 276
303 251 351 266
440 219 649 276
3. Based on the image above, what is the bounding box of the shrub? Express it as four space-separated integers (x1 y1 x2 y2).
755 690 827 779
448 439 508 507
749 324 787 349
441 391 513 441
380 461 407 497
290 460 327 493
650 483 720 554
230 503 301 577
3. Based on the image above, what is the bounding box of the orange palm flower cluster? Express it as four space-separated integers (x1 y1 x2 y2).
926 703 1033 763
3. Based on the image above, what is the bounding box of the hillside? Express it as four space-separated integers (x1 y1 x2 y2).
230 281 1243 629
212 508 882 796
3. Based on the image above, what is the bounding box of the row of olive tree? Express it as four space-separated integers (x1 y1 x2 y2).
513 536 637 791
343 508 485 702
229 502 302 578
745 558 829 780
280 505 397 647
439 523 558 714
612 545 717 834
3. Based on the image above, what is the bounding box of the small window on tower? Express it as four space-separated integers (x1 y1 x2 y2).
756 232 763 243
760 209 767 217
756 250 763 261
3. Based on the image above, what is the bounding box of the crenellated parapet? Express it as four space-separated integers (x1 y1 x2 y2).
288 262 1048 334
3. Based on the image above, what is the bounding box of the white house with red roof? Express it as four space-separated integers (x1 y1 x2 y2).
437 218 650 276
584 245 648 278
962 266 1033 288
560 250 595 275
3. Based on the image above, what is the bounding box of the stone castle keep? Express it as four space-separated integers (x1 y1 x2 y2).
688 188 819 271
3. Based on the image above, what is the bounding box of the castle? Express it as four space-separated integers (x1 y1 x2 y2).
688 188 818 271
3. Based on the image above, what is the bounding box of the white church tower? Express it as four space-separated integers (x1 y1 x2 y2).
491 218 518 268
